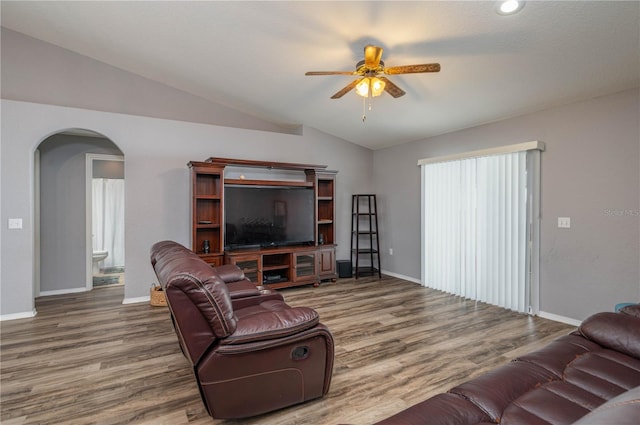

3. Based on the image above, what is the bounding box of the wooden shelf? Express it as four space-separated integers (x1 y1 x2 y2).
196 224 220 229
263 264 289 272
189 162 224 264
207 157 327 171
225 179 313 187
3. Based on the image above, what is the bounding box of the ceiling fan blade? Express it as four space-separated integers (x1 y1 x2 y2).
331 79 360 99
364 45 383 68
384 63 441 75
305 71 357 76
379 77 406 98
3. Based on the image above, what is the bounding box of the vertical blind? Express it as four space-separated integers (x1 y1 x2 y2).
421 151 530 312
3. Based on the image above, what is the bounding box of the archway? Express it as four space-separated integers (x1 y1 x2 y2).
35 129 125 297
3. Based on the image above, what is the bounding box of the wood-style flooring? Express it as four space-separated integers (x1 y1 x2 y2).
1 275 575 425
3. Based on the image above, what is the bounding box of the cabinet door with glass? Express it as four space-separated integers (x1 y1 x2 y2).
227 253 261 284
292 251 317 283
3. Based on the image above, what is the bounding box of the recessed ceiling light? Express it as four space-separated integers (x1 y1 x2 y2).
497 0 525 15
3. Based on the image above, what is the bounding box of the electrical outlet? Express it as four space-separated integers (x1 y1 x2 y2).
558 217 571 228
389 248 393 255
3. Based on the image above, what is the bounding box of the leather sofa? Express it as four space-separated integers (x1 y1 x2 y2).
150 240 334 419
374 304 640 425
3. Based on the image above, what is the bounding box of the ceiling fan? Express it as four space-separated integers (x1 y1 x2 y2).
305 45 441 99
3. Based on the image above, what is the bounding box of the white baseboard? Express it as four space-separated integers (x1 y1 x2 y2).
39 287 89 297
381 270 422 285
1 309 37 321
537 311 582 327
122 296 150 305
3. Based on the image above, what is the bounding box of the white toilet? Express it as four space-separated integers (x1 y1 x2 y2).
92 250 109 274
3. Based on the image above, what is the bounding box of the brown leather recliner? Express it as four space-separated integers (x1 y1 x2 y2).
150 241 334 419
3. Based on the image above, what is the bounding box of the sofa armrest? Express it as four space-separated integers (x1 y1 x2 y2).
231 292 284 309
571 386 640 425
620 304 640 318
214 264 246 283
221 303 319 345
225 279 261 299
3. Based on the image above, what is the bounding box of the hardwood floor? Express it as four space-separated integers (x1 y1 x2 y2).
1 275 575 425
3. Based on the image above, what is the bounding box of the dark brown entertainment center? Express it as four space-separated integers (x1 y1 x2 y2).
188 157 337 289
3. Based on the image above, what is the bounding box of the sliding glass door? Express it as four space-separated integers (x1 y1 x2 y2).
420 143 542 313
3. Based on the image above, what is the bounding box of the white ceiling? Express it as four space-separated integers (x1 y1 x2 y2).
2 1 639 150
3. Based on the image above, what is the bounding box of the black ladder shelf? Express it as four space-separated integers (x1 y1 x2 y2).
351 194 382 279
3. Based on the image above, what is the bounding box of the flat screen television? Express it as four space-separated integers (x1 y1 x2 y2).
224 185 315 250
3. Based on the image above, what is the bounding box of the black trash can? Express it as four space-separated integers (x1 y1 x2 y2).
336 260 352 278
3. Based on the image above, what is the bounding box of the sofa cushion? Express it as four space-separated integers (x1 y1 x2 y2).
449 361 557 423
221 300 320 345
155 255 214 289
563 350 640 398
373 393 492 425
150 239 188 266
499 381 598 425
516 334 602 378
579 312 640 359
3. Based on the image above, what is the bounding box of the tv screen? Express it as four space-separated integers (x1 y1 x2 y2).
225 185 315 250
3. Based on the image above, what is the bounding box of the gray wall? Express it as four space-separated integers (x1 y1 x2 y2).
374 88 640 321
0 100 373 317
38 134 122 293
0 28 373 318
2 25 638 324
1 27 293 136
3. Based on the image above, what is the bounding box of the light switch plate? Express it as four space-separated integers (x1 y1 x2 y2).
8 218 23 229
558 217 571 228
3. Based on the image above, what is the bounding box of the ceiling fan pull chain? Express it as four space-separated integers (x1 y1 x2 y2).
362 96 367 122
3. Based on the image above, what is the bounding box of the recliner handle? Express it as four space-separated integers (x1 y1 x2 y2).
292 345 310 360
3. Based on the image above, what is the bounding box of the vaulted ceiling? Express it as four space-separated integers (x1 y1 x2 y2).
2 1 639 149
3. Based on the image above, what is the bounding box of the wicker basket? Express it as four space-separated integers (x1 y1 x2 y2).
150 285 167 307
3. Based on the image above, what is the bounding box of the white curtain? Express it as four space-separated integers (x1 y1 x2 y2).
92 178 125 269
422 151 529 313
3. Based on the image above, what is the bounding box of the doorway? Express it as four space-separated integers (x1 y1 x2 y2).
86 154 125 289
36 130 124 296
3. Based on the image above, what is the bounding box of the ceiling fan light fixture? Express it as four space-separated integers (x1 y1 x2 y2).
356 77 386 98
371 78 385 95
497 0 525 15
355 79 369 97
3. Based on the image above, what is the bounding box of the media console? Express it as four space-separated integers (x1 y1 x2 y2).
188 157 337 289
